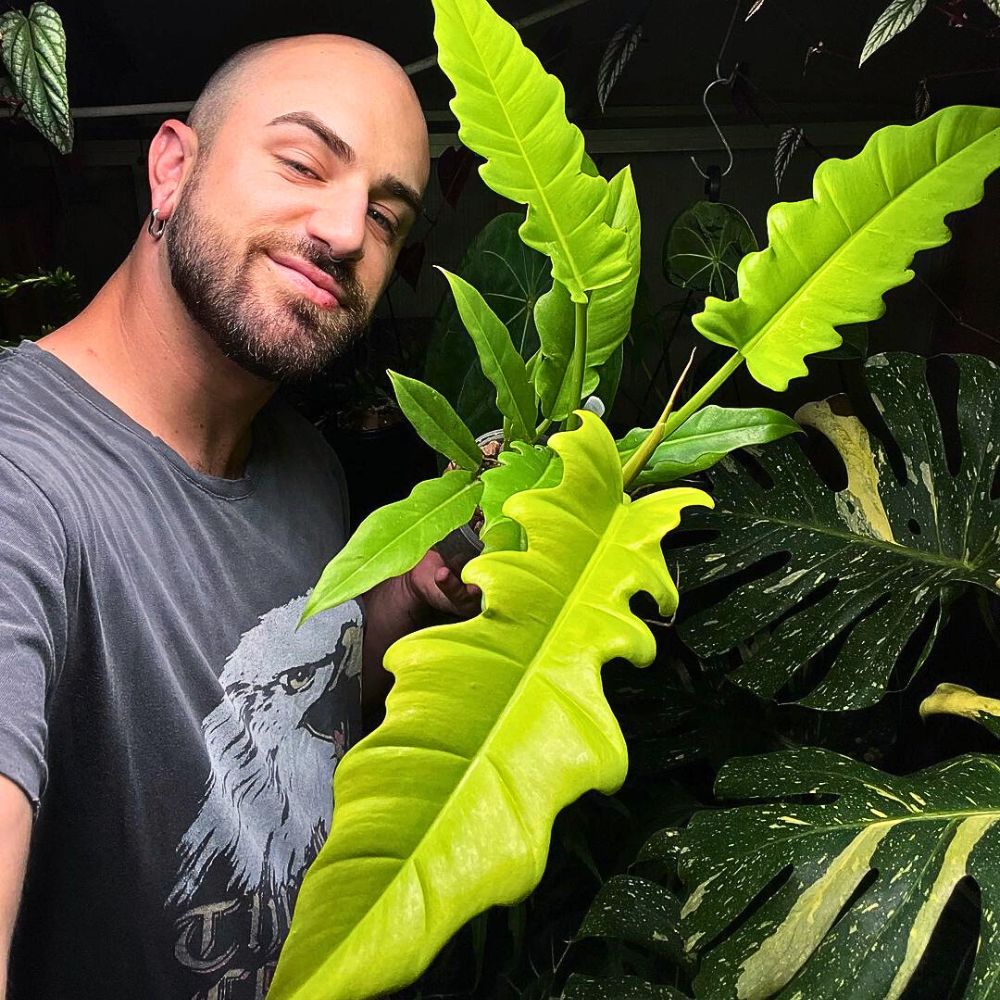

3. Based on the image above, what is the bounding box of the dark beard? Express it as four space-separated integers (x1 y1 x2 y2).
165 181 371 383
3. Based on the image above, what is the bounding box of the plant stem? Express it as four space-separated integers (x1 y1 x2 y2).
662 349 744 437
561 297 590 432
622 348 697 488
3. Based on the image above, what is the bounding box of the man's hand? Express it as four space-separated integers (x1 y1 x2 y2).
400 547 482 622
360 548 482 727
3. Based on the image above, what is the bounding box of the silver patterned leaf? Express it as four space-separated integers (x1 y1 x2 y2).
681 747 1000 999
672 352 1000 711
597 21 643 113
774 126 805 193
0 3 72 152
859 0 929 65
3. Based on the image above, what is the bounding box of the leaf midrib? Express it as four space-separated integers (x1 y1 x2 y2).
717 506 992 577
454 2 595 297
738 124 998 363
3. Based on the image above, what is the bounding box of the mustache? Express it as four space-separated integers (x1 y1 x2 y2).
251 234 366 312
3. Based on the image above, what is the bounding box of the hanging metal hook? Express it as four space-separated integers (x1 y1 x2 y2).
689 74 735 181
689 0 742 188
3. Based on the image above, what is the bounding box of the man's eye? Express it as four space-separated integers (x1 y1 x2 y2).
279 157 320 180
280 667 316 694
368 206 398 238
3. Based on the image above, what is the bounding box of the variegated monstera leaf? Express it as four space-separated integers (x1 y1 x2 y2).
673 351 1000 711
680 747 1000 999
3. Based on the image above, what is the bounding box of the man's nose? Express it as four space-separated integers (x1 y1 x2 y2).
306 190 367 261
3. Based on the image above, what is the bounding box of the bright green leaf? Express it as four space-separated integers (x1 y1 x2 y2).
269 412 712 999
681 747 1000 999
692 105 1000 391
436 268 537 442
860 0 928 65
425 212 550 438
479 441 562 551
920 682 1000 740
533 166 642 418
302 471 482 621
673 352 1000 710
432 0 629 301
388 369 482 471
617 406 801 487
0 3 72 153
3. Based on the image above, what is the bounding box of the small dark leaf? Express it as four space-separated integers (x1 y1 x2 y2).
802 40 826 75
436 144 476 208
597 21 643 113
394 241 425 290
729 64 760 120
774 126 806 193
915 78 931 120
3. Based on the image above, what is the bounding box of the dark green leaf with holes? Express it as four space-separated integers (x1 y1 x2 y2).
680 747 1000 999
577 875 686 965
673 352 1000 710
0 4 72 153
563 974 690 999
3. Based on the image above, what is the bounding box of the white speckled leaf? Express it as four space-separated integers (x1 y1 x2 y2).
563 974 689 999
680 747 1000 999
674 352 1000 710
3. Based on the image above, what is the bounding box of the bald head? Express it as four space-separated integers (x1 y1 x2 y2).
187 35 422 157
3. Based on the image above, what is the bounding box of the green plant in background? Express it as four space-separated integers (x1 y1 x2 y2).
0 2 72 153
0 266 78 344
263 0 1000 995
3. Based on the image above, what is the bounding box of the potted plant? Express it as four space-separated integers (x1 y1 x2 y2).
264 1 1000 996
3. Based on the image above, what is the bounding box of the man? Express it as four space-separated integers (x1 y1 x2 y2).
0 34 476 999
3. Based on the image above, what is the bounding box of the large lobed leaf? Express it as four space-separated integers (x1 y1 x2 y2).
0 3 72 153
268 412 711 999
432 0 630 302
673 352 1000 710
680 747 1000 999
691 105 1000 391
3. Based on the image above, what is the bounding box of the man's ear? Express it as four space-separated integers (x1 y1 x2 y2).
147 119 199 221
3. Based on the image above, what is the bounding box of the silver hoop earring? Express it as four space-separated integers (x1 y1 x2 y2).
147 207 166 240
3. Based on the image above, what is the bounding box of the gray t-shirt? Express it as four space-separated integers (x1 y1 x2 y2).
0 342 362 999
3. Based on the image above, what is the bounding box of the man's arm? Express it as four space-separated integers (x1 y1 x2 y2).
360 548 481 727
0 777 31 997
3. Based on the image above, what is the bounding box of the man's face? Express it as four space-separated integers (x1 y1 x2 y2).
165 41 430 383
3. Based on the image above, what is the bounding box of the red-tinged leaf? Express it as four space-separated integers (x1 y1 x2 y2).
395 241 426 290
436 144 476 208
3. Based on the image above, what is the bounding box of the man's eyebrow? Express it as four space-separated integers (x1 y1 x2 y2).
265 111 356 164
377 175 424 220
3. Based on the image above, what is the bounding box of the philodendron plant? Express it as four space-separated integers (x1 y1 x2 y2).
265 0 1000 996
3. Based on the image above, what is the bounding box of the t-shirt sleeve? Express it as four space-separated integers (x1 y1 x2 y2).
0 453 68 807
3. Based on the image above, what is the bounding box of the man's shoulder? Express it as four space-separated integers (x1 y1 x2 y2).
262 397 344 483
